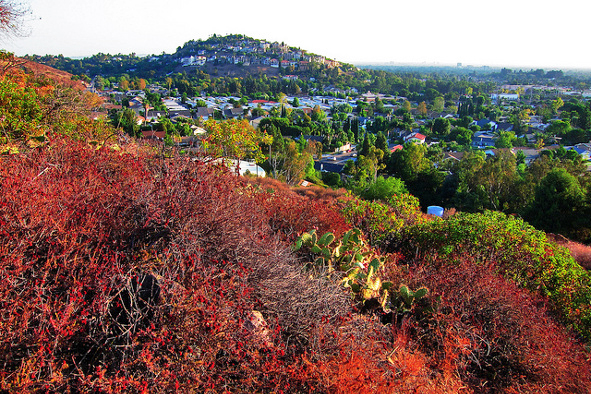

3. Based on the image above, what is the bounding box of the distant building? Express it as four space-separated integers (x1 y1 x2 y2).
491 93 520 101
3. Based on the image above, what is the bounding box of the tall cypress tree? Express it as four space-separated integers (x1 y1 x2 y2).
351 118 359 143
359 132 372 157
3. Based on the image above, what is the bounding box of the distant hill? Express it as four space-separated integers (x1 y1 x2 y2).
25 34 351 82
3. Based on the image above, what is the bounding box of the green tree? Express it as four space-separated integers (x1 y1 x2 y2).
375 131 389 158
311 105 326 122
402 100 411 113
360 176 407 201
551 97 564 114
495 131 516 149
359 132 372 157
113 108 139 137
432 117 451 137
432 96 445 113
546 119 571 137
354 146 385 184
524 168 587 237
202 119 272 164
417 101 427 117
448 127 473 146
389 142 430 182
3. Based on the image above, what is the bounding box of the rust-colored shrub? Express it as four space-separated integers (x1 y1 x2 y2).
548 233 591 270
2 138 591 392
0 139 350 391
247 176 350 241
405 258 591 393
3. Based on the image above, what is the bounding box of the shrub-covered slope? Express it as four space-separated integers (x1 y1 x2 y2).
1 140 591 392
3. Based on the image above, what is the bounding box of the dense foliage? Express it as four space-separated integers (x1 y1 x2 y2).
397 211 591 340
0 53 109 150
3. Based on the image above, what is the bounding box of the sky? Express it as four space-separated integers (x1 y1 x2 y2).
3 0 591 70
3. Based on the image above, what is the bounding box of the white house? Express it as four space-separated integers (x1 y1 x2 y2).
404 132 426 144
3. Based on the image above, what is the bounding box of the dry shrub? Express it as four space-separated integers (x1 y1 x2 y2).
292 185 348 201
247 176 350 241
0 139 350 391
567 242 591 270
3 139 591 392
548 233 591 270
442 207 457 219
305 315 466 393
406 258 591 393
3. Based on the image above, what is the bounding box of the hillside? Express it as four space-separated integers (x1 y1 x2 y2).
19 58 87 90
26 34 352 84
0 54 107 152
1 52 86 90
2 137 591 392
2 57 591 392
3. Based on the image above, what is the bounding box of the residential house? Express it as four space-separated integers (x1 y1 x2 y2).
249 116 266 129
169 110 192 120
299 61 310 71
300 107 313 116
146 110 166 121
191 126 207 136
491 93 520 102
128 96 144 109
496 122 514 132
176 136 199 147
301 135 325 144
404 132 426 144
335 143 352 153
474 118 498 131
324 59 340 68
442 151 465 162
472 131 496 148
194 107 214 121
223 107 245 119
511 147 541 165
571 143 591 160
314 162 345 173
141 130 166 140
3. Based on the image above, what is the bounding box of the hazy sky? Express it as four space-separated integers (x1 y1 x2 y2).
3 0 590 70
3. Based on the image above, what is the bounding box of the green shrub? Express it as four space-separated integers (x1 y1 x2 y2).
397 210 591 340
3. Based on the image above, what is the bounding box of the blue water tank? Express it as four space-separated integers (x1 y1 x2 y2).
427 206 444 217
